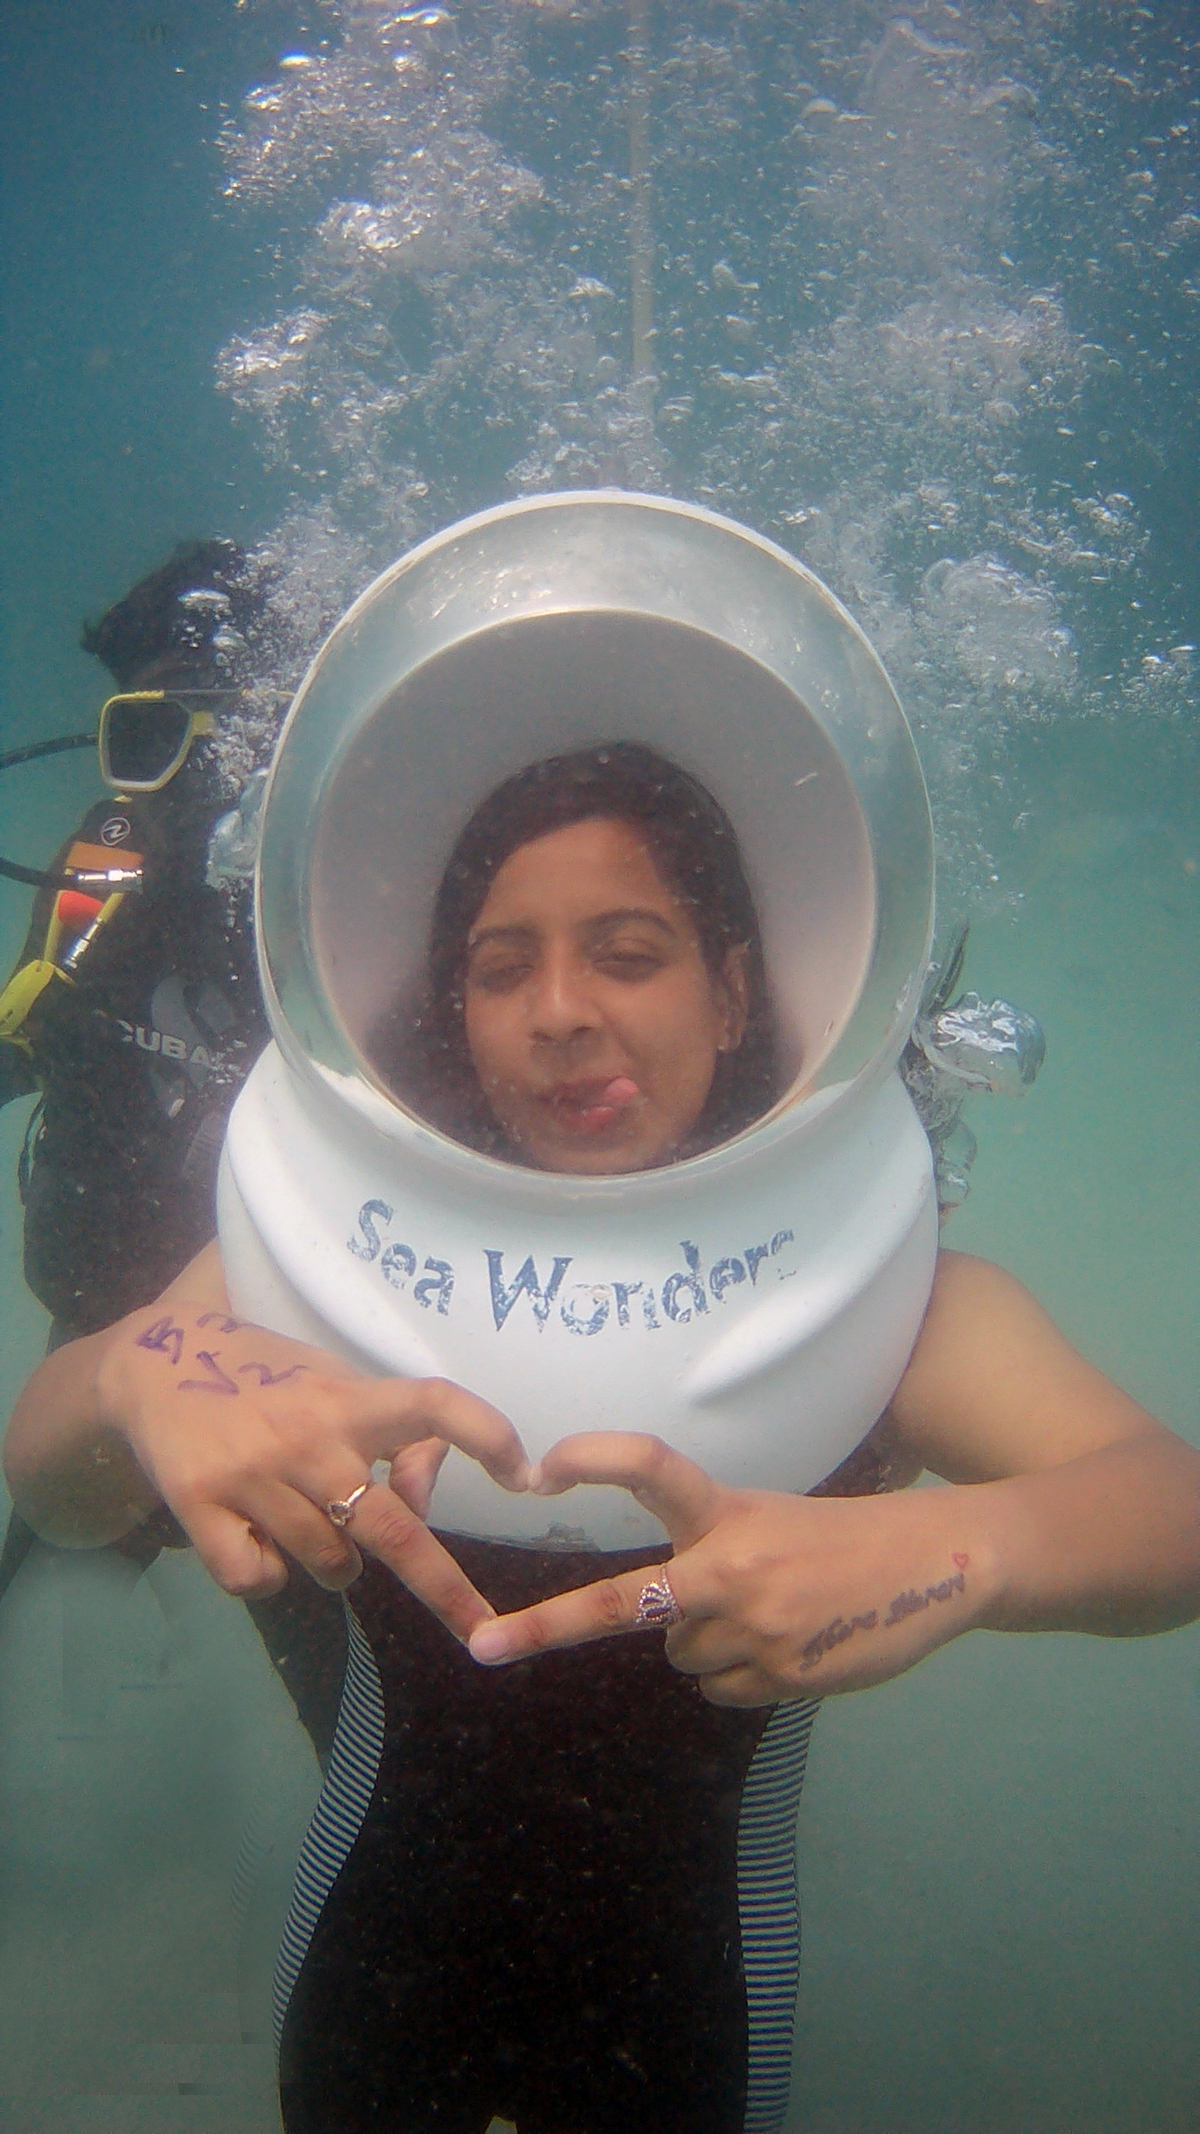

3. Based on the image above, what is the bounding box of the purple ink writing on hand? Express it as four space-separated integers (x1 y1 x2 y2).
238 1361 310 1388
136 1316 186 1368
178 1350 240 1397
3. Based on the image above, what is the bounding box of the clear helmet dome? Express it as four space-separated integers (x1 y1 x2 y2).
256 489 934 1157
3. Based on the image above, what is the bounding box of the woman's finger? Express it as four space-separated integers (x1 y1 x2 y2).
265 1458 499 1640
237 1474 366 1591
468 1550 709 1667
182 1500 291 1600
532 1433 727 1549
692 1663 779 1710
348 1487 498 1644
389 1438 450 1518
662 1618 749 1676
334 1377 530 1492
205 1463 497 1639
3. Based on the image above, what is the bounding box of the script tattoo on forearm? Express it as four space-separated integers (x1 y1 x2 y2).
799 1552 970 1671
135 1315 309 1393
884 1568 966 1625
800 1610 879 1664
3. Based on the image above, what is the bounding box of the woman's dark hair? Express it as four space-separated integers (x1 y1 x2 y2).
375 741 783 1161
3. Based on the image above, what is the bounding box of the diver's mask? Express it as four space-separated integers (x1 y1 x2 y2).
0 689 237 895
97 688 233 793
0 688 234 1043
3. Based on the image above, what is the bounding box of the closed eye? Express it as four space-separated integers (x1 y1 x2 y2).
594 948 667 981
467 956 535 994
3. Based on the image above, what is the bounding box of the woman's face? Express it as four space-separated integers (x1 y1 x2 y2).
462 816 748 1174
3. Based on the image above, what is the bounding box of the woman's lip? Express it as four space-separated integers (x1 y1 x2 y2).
543 1075 642 1133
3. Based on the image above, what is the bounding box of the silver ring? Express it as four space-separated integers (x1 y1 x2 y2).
327 1481 370 1529
635 1573 685 1630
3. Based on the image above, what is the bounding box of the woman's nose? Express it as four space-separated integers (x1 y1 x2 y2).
528 951 599 1043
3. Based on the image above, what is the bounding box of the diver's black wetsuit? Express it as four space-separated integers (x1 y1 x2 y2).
0 751 348 1756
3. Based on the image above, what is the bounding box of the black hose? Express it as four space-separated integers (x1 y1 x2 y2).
0 732 100 891
0 732 96 772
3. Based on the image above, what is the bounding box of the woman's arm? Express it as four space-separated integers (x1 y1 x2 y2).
887 1250 1168 1480
4 1241 232 1548
3 1240 530 1642
888 1250 1200 1636
464 1252 1200 1697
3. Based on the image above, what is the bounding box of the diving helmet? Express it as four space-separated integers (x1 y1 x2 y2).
218 492 937 1547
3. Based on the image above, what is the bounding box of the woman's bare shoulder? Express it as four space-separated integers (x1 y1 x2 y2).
888 1250 1164 1483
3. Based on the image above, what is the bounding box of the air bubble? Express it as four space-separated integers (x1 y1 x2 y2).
203 0 1195 908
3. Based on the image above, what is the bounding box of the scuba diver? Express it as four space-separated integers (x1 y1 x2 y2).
0 540 265 1344
0 543 346 1753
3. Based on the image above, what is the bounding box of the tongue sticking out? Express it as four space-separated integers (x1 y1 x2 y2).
579 1075 641 1131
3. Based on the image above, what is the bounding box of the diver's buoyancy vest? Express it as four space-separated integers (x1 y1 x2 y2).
1 771 266 1333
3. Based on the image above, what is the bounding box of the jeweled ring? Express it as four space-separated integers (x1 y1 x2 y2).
635 1574 685 1630
327 1481 371 1529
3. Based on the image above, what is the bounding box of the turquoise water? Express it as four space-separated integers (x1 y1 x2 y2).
1 3 1198 2127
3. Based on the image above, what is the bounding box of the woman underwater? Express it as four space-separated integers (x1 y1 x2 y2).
7 742 1200 2134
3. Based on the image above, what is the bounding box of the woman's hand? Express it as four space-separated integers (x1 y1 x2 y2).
465 1252 1200 1695
465 1259 1200 1697
5 1244 530 1645
468 1434 989 1704
95 1301 529 1636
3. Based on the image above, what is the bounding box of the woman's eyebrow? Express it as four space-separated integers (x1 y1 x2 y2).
467 923 538 952
470 908 678 950
584 907 679 939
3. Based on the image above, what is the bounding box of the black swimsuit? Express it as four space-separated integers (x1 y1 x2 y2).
277 1538 819 2134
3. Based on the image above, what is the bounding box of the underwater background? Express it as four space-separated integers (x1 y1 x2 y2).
1 1 1197 2126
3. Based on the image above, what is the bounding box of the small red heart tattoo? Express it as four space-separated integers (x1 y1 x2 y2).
952 1552 969 1570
